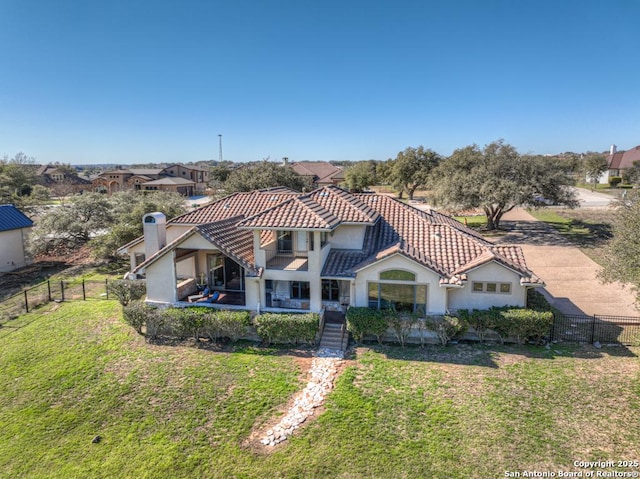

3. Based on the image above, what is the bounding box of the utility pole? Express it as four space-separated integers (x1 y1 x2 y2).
218 134 223 163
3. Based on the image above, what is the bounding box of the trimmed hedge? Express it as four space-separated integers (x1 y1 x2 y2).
254 312 319 345
460 307 553 344
346 307 387 343
120 303 250 343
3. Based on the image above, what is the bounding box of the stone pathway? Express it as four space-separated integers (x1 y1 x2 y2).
260 349 343 447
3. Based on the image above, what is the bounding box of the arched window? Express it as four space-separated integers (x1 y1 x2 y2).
379 269 415 281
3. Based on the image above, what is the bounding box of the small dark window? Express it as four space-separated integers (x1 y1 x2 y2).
291 281 310 300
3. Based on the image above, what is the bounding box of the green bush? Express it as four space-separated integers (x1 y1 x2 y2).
254 312 319 345
201 310 251 342
501 309 553 344
526 289 553 312
386 310 418 347
346 307 387 343
609 176 622 188
122 301 149 335
423 315 467 346
460 309 498 343
145 308 164 340
107 279 147 306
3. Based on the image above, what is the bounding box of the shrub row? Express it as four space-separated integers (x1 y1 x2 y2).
254 312 319 345
347 305 552 345
121 304 320 345
346 307 466 346
122 303 250 342
459 307 553 344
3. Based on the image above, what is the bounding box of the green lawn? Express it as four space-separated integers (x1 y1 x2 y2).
1 301 639 478
527 208 613 264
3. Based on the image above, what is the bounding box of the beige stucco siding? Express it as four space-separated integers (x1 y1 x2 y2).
0 228 30 272
330 225 366 249
145 252 177 303
353 254 446 314
448 262 526 311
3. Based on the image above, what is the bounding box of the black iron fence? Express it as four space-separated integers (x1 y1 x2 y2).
551 313 640 345
0 279 110 325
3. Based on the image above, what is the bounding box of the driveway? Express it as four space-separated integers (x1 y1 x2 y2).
500 208 638 317
573 187 617 207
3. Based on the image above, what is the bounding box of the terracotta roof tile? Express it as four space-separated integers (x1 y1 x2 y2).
308 186 379 224
125 185 540 286
237 196 341 230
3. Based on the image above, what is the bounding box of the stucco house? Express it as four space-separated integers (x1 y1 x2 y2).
0 204 34 273
607 144 640 180
118 186 543 318
289 161 345 188
92 164 207 195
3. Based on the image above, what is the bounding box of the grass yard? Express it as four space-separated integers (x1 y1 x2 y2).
1 301 639 478
527 208 614 264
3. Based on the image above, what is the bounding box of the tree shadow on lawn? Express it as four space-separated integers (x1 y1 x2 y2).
145 336 317 359
350 341 636 367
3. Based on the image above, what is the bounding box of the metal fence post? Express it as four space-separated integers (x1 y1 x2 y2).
24 290 29 313
590 315 597 343
82 279 86 301
61 281 65 302
47 280 52 302
105 278 109 300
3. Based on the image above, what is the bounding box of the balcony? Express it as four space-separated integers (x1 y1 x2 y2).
264 248 309 271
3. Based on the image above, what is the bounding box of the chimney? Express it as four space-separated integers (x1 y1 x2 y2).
610 144 617 155
282 157 289 166
143 212 167 259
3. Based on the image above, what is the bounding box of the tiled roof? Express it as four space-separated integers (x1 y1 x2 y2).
290 162 342 182
143 177 195 186
321 194 541 285
237 196 341 230
0 204 34 232
308 185 379 224
170 190 299 225
124 185 540 287
608 146 640 170
197 217 260 276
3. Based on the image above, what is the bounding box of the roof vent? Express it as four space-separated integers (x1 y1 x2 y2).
224 203 230 209
432 232 441 239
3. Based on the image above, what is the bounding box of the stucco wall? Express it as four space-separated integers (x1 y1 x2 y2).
353 254 447 314
330 225 366 249
0 228 29 272
448 262 526 311
145 252 177 303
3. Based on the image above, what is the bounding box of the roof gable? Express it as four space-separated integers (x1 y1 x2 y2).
0 205 33 232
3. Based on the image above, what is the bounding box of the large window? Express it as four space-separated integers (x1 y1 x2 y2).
291 281 310 300
368 269 426 313
368 283 427 314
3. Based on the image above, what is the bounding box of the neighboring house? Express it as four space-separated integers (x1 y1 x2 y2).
118 186 543 315
162 164 209 193
36 164 92 193
606 144 640 181
288 160 345 188
92 165 208 195
0 204 33 273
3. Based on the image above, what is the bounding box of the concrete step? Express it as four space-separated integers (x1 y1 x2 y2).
320 323 345 350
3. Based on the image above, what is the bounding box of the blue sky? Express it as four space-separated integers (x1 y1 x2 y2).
1 0 638 165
